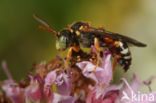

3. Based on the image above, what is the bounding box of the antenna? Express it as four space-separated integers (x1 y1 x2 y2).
33 14 58 36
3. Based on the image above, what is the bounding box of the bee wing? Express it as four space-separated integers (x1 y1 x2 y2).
82 27 147 47
102 31 147 47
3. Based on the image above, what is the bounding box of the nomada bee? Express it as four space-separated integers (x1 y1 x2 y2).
33 14 147 72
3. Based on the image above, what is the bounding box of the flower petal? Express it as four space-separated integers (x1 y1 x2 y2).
86 89 103 103
45 70 57 86
76 61 99 83
2 80 25 103
57 73 72 95
121 74 140 97
52 93 75 103
43 85 53 103
25 82 42 101
76 59 112 85
102 90 119 103
129 74 140 93
101 50 112 85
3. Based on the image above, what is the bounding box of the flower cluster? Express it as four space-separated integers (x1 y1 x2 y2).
0 48 155 103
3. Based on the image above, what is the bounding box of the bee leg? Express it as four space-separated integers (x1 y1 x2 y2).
93 38 100 72
64 47 72 70
64 46 80 70
72 46 80 53
112 55 120 80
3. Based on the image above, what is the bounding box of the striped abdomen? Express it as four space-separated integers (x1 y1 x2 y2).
103 37 131 71
114 41 131 71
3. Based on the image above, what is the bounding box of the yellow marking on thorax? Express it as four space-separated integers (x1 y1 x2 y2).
76 30 80 36
70 29 74 33
79 26 83 30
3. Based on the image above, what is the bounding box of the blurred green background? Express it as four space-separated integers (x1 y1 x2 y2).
0 0 156 90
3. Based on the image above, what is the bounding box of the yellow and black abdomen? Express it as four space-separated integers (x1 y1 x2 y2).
103 37 132 71
115 41 131 71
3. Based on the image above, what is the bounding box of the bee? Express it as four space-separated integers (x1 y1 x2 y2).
33 14 146 72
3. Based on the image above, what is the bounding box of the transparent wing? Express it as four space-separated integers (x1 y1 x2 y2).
81 27 147 47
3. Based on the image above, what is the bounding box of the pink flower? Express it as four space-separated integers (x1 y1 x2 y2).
45 70 57 86
56 72 72 95
44 69 75 103
77 48 120 103
1 61 25 103
86 84 121 103
117 74 156 103
55 71 75 103
43 85 53 103
25 74 43 102
1 48 156 103
76 48 112 85
2 80 25 103
43 70 59 103
53 93 75 103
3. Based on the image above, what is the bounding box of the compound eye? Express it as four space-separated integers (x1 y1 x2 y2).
56 36 67 51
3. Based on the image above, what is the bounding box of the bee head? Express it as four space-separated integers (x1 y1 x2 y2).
33 14 72 51
71 22 89 31
56 30 72 51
